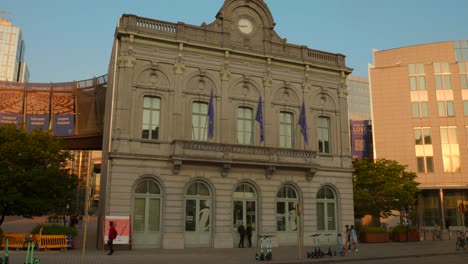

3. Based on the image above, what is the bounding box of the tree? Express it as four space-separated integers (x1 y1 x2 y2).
0 124 78 226
353 158 420 226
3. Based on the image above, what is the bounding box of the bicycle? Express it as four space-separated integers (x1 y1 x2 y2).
456 231 467 251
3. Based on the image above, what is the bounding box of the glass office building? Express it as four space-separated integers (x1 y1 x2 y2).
0 18 29 82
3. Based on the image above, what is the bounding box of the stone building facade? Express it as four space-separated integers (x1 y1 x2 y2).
99 0 353 249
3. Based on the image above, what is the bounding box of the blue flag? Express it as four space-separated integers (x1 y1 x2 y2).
299 101 309 145
255 96 265 142
207 89 214 139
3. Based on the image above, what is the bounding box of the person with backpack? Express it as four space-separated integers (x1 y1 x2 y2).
107 221 117 255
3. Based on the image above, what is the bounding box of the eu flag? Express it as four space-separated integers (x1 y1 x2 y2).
299 101 309 145
207 89 214 139
255 96 264 142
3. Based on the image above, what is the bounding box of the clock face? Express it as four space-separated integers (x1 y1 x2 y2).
238 18 253 34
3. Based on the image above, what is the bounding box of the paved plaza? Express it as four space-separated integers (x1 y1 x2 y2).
1 216 466 264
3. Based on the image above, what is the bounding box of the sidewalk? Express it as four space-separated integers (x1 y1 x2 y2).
1 216 465 264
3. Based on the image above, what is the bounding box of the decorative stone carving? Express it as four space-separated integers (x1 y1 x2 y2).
221 62 231 81
306 167 317 181
221 163 231 177
174 56 185 74
172 160 182 174
118 50 136 68
265 165 276 179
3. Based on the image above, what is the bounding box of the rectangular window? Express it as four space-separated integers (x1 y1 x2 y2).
438 101 455 117
440 127 460 173
237 107 253 145
417 157 434 173
434 62 452 90
460 62 468 89
192 102 208 141
142 96 160 140
414 128 431 145
412 102 429 118
464 101 468 116
279 112 293 148
408 64 426 91
318 117 331 154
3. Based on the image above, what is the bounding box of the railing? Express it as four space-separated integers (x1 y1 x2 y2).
171 140 317 172
119 15 347 68
136 18 177 33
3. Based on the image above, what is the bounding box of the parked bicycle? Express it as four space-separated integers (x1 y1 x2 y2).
456 231 467 251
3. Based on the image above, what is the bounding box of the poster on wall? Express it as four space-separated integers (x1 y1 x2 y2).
0 81 24 127
52 82 75 136
351 120 371 159
104 215 131 245
25 83 51 132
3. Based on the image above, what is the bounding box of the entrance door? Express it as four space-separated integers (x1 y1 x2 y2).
185 181 212 247
132 179 161 248
233 183 257 247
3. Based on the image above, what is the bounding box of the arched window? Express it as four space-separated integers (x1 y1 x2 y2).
233 183 257 230
316 186 337 231
185 181 211 232
277 185 299 231
133 178 162 232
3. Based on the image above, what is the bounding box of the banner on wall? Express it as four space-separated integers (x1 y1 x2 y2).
25 83 50 132
52 82 75 136
103 215 131 245
351 120 371 160
0 81 24 128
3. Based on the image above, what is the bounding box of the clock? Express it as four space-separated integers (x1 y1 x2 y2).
238 18 253 34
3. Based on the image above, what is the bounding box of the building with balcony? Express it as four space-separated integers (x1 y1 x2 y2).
369 40 468 231
0 18 29 82
100 0 353 249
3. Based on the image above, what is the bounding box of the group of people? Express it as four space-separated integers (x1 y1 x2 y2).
237 223 253 248
63 214 83 228
344 224 359 252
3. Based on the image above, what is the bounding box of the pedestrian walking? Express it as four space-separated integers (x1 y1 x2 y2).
246 224 253 247
107 221 117 255
237 223 245 248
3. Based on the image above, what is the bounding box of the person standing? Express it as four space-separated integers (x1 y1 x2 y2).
345 224 351 252
246 224 253 247
107 221 117 255
237 223 245 248
349 225 358 252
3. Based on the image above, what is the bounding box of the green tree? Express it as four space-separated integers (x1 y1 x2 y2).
0 124 78 226
353 158 420 225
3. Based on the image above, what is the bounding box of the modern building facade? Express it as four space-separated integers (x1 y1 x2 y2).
0 18 29 82
369 40 468 230
347 76 372 160
100 0 354 249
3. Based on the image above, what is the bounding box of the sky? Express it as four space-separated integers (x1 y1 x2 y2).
2 0 468 83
